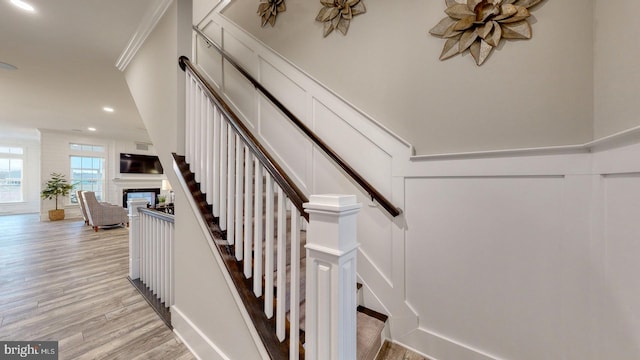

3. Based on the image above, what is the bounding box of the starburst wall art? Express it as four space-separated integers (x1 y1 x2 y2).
258 0 286 27
430 0 545 65
315 0 366 37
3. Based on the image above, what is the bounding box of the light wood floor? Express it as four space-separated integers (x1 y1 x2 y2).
0 214 194 360
376 340 430 360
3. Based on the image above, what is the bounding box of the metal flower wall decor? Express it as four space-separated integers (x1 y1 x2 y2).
429 0 544 65
258 0 286 27
315 0 366 37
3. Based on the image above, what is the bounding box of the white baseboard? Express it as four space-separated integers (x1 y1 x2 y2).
171 306 233 360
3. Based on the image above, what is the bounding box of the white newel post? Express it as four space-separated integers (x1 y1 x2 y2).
128 199 149 279
304 195 362 360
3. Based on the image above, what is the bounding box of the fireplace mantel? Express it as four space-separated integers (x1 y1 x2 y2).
113 177 163 183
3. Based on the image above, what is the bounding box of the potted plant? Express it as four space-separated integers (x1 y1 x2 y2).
41 172 74 221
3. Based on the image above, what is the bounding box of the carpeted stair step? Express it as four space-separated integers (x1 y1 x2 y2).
357 306 387 360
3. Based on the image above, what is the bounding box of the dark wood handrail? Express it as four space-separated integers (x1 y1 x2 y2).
191 26 401 218
180 56 310 221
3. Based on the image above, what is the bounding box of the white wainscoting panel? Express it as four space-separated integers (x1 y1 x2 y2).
200 19 223 49
312 151 394 283
601 173 640 359
405 176 567 360
221 29 257 75
258 95 312 191
593 141 640 175
223 63 257 129
259 57 308 125
312 98 393 198
195 29 223 90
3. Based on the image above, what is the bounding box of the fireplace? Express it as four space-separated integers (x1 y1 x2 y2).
123 188 160 208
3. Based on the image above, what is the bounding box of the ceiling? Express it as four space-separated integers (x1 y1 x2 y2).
0 0 159 142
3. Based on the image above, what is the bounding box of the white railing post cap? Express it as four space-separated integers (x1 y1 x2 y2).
128 199 149 217
303 194 361 214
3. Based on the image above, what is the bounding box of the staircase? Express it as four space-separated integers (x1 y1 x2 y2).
173 151 388 359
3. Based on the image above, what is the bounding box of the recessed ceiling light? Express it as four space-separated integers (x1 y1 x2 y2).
103 107 114 113
0 62 18 71
10 0 35 12
87 127 97 132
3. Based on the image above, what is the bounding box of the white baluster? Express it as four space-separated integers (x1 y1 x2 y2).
159 219 165 302
193 86 202 183
204 100 213 204
154 217 160 295
146 214 151 286
169 222 175 307
195 88 202 183
219 120 228 232
185 74 193 164
140 212 145 284
226 130 236 244
303 195 361 360
289 205 300 360
162 221 171 304
264 174 274 318
146 215 152 291
253 162 263 297
243 151 254 279
275 187 286 341
164 220 170 303
212 105 221 217
235 138 244 260
142 213 147 284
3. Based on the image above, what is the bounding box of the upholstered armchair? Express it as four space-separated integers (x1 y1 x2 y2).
76 190 90 226
81 191 129 232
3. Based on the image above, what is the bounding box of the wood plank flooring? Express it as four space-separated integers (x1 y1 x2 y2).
0 214 194 360
375 341 430 360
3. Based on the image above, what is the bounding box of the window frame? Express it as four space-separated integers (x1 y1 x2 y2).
0 146 25 203
69 144 106 205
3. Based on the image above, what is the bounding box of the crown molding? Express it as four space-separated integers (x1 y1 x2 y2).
115 0 173 72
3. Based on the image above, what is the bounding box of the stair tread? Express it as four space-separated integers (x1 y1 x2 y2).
357 309 386 360
357 305 388 323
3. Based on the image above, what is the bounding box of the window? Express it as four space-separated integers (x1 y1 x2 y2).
0 147 24 203
70 143 104 153
0 147 24 155
70 156 105 204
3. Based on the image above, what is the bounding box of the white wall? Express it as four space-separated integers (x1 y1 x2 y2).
124 1 266 358
400 141 640 360
0 130 40 215
213 0 594 155
593 0 640 138
39 130 164 220
172 188 266 360
40 130 113 221
186 2 640 359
